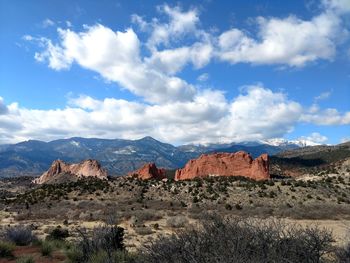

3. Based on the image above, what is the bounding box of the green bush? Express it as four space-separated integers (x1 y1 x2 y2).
0 241 15 258
41 241 53 256
16 256 35 263
47 226 69 240
66 245 84 262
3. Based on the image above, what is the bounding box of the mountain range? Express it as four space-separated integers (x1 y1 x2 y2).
0 136 320 177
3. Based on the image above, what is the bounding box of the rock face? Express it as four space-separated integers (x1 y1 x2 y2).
128 163 166 180
175 151 269 181
33 159 108 184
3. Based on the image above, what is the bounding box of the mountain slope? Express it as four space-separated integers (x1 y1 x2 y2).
0 137 325 177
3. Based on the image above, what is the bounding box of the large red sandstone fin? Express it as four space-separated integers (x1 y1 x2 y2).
127 163 166 180
175 151 269 181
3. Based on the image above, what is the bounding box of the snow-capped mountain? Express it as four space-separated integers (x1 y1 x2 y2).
261 138 321 147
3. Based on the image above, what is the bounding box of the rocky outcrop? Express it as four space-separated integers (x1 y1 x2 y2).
33 159 108 184
175 151 269 181
128 163 166 180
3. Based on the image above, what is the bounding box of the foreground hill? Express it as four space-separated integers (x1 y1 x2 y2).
0 137 301 177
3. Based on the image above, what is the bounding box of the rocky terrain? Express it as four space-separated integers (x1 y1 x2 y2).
33 159 108 184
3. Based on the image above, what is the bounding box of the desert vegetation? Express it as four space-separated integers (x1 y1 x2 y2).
0 215 349 262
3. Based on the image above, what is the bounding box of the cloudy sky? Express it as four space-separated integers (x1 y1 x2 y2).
0 0 349 145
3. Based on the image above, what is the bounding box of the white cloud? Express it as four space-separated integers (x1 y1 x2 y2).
217 85 303 142
301 108 350 125
34 38 71 70
146 4 200 50
0 86 313 145
217 11 345 66
34 25 196 104
1 84 349 144
314 91 332 101
197 73 209 82
298 132 328 144
145 42 213 75
322 0 350 14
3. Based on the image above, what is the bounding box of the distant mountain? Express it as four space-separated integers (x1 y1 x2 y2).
0 136 319 177
261 138 321 147
270 141 350 177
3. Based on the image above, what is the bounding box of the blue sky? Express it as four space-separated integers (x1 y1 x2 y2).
0 0 349 145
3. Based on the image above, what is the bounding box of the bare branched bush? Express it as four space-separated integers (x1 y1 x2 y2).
141 215 335 263
71 223 125 263
5 225 36 246
336 241 350 263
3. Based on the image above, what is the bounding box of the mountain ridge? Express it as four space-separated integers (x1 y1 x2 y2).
0 136 325 177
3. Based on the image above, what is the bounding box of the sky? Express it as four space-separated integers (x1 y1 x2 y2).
0 0 349 145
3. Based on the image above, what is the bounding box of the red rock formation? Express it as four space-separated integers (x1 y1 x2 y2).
33 159 108 184
175 151 269 181
128 163 166 180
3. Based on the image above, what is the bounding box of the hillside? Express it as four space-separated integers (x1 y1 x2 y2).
0 137 301 177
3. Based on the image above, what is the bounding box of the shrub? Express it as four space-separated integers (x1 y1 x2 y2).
225 204 232 210
66 245 84 262
5 225 36 246
0 241 15 258
141 215 334 263
41 241 53 256
16 256 35 263
235 204 243 210
47 226 69 240
135 227 153 236
87 250 137 263
166 216 188 228
336 241 350 262
72 223 125 262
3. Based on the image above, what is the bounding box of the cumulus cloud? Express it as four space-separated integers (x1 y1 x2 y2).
322 0 350 14
145 42 213 75
217 86 303 142
301 107 350 125
33 24 196 104
0 86 320 145
136 4 201 51
217 12 344 66
1 84 349 144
